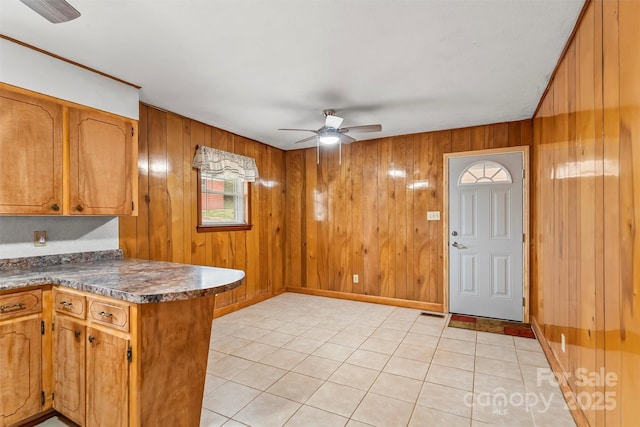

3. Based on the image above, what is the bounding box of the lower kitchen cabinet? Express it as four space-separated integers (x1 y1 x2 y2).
54 289 130 427
53 316 86 426
0 317 43 427
0 289 44 427
2 285 217 427
86 327 129 427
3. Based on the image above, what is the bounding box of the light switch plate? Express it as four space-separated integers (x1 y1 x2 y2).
427 211 440 221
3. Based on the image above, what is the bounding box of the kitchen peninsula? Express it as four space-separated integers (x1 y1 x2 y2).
0 250 244 427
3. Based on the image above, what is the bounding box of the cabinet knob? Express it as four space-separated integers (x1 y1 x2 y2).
51 203 60 211
88 335 95 343
74 331 81 338
75 205 84 212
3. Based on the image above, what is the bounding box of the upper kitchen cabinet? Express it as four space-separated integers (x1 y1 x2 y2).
0 87 64 215
69 109 135 215
0 84 138 216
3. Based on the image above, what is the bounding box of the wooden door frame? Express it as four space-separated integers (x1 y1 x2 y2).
443 146 530 323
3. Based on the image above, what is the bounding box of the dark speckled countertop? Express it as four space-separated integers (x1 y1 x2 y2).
0 250 244 303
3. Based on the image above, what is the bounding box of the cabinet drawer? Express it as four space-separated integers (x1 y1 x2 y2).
0 289 42 320
54 290 86 319
88 298 129 332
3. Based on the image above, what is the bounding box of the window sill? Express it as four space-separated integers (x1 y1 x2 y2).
197 224 253 233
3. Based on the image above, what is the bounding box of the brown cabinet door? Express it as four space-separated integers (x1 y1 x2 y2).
53 317 85 426
0 87 63 215
0 317 43 425
86 328 129 427
69 108 134 215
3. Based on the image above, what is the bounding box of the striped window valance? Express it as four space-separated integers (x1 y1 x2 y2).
192 145 259 182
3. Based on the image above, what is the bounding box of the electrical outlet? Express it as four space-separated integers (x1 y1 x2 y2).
34 231 47 247
561 333 566 352
353 274 359 283
427 211 440 221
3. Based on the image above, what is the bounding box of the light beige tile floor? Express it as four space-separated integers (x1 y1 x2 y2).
37 293 576 427
201 293 576 427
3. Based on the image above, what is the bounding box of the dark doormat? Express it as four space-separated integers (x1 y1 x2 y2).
449 313 535 338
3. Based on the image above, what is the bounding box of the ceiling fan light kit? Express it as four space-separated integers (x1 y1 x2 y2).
278 109 382 165
318 129 340 145
19 0 80 23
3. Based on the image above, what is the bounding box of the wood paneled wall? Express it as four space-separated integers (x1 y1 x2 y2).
285 121 532 311
531 0 640 424
119 104 286 313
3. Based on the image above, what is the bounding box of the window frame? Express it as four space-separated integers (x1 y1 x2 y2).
196 171 253 233
457 160 512 186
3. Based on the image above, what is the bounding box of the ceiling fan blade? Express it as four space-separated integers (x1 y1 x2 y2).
20 0 81 23
340 134 357 144
293 135 319 144
325 115 344 129
278 128 318 133
340 124 382 133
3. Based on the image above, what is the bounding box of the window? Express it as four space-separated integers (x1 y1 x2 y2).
192 145 258 232
458 161 512 185
197 172 252 232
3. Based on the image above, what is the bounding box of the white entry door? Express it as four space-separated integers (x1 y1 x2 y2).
448 152 524 322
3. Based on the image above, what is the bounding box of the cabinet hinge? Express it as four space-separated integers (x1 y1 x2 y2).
52 392 55 402
131 127 134 137
41 391 45 406
132 201 135 211
52 322 55 331
127 346 132 363
41 321 45 335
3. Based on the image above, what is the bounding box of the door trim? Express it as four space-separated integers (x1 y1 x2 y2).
443 146 530 323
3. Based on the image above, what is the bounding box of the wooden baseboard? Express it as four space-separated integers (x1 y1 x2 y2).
285 287 444 312
531 317 589 427
213 288 286 318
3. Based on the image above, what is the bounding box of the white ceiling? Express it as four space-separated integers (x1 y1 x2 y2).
0 0 584 151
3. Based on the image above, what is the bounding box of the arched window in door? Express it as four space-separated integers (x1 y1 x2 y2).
458 160 512 185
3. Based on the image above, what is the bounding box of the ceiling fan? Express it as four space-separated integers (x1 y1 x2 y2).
279 109 382 164
19 0 81 23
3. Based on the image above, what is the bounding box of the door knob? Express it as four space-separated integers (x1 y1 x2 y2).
452 242 461 248
451 231 458 236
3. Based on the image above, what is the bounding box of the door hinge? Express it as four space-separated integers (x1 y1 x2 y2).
132 201 135 211
521 169 525 179
41 321 45 335
523 297 526 307
523 233 525 243
41 391 45 406
127 346 132 363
